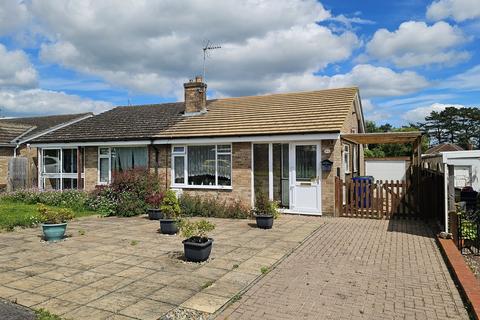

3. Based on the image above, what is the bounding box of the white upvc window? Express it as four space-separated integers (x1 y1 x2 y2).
97 146 148 185
41 148 79 190
353 145 358 173
98 147 111 185
343 144 350 174
171 144 232 189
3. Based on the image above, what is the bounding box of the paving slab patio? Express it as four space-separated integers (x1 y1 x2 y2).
0 214 322 319
216 218 470 320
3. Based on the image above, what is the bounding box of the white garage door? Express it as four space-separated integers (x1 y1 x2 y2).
365 160 407 181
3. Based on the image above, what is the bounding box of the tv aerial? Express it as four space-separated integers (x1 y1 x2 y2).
202 40 221 82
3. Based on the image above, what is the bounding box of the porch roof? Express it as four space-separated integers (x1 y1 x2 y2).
341 132 422 144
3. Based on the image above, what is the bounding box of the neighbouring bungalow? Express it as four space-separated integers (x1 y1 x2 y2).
31 77 366 215
0 113 93 190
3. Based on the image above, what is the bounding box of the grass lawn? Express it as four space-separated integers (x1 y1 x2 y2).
0 200 97 231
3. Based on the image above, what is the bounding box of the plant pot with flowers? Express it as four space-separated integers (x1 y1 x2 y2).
38 204 75 241
252 191 279 229
159 190 181 234
178 219 215 262
146 192 164 220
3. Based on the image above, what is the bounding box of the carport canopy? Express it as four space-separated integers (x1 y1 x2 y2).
341 131 423 165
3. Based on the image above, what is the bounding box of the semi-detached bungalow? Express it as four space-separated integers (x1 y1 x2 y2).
31 77 366 216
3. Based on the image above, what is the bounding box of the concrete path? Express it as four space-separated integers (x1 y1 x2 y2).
217 218 469 320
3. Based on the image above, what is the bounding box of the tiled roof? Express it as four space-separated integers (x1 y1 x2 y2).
425 143 464 154
0 122 33 145
34 87 359 143
0 113 92 145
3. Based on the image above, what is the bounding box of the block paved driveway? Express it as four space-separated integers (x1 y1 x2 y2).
217 218 469 320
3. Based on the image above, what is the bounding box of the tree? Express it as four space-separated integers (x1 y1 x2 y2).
418 107 480 149
364 121 428 157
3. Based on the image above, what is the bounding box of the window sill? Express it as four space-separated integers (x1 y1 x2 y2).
171 184 233 191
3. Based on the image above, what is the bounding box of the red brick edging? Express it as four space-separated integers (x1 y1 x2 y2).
437 236 480 319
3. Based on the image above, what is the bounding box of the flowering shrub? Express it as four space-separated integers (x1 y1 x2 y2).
179 194 252 219
1 189 89 211
85 186 118 216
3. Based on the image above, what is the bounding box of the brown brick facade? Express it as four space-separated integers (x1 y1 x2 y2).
148 142 252 206
84 147 98 191
0 147 13 187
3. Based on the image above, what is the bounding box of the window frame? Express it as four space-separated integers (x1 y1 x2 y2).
98 147 112 185
343 144 350 174
353 145 358 173
171 144 232 190
41 147 79 190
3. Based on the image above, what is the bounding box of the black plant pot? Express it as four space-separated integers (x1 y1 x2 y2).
148 209 163 220
159 219 178 234
255 215 274 229
183 237 213 262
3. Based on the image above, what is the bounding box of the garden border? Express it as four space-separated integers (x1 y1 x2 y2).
437 236 480 320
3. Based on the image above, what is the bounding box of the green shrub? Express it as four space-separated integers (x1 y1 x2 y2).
111 169 162 200
252 191 279 218
178 218 215 239
37 204 75 224
86 186 118 216
160 190 181 219
179 194 251 219
2 189 89 211
116 191 147 217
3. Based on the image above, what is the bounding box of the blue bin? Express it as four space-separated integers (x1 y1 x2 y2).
352 176 374 208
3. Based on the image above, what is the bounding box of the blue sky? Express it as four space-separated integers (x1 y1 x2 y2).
0 0 479 126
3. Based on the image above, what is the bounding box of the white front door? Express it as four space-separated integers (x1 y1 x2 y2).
290 142 322 214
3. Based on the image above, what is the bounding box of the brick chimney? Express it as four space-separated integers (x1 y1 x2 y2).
184 76 207 115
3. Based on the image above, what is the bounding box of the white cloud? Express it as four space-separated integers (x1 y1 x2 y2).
272 64 429 98
0 44 112 116
442 64 480 91
30 0 360 97
0 44 37 89
427 0 480 22
366 21 469 67
402 102 465 122
0 0 29 35
0 89 112 116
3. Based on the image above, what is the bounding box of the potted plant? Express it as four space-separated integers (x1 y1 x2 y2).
252 191 279 229
178 219 215 262
159 190 181 234
38 204 75 241
146 192 164 220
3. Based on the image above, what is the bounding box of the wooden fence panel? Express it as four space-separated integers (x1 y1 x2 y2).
7 157 28 192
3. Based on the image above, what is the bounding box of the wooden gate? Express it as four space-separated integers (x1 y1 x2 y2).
335 177 417 219
335 166 445 221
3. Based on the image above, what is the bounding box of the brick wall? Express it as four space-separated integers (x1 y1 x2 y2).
0 147 13 186
150 142 252 207
84 147 98 191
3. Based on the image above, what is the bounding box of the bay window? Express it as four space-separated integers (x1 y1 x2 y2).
172 144 232 188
